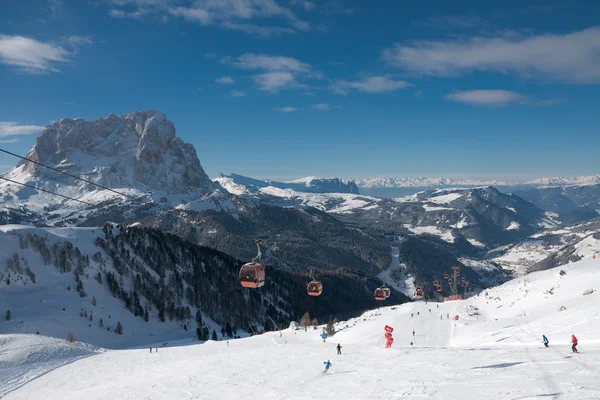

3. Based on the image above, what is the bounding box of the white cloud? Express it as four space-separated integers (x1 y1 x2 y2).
48 0 65 19
382 26 600 84
231 53 311 72
303 1 315 11
0 139 19 143
229 90 247 97
0 34 91 74
332 76 412 94
215 76 235 84
274 106 297 112
0 121 45 137
109 9 145 20
312 103 330 111
106 0 310 36
253 71 295 91
220 22 295 36
444 90 526 106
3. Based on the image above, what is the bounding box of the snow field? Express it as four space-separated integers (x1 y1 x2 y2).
2 257 600 399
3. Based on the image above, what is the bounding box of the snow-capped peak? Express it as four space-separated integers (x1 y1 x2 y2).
8 110 215 195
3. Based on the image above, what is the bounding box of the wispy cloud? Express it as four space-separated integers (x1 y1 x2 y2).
229 53 311 72
444 90 526 106
382 27 600 84
253 71 296 91
229 90 247 97
225 53 315 92
274 106 297 112
215 76 235 84
0 139 19 143
312 103 330 111
417 14 493 30
48 0 65 19
331 76 412 94
106 0 311 36
0 34 92 74
0 121 45 138
109 9 145 20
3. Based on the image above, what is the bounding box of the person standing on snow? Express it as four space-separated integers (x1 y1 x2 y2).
323 360 332 373
571 335 579 353
542 335 549 348
412 330 415 336
337 344 342 355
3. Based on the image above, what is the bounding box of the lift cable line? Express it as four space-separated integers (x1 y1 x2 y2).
0 175 94 206
0 147 142 201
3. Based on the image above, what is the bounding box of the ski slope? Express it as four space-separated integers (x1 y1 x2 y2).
2 257 600 399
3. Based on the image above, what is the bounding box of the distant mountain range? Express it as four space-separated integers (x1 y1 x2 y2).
352 175 600 189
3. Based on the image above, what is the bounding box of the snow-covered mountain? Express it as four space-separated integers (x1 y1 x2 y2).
524 175 600 187
3 256 600 399
355 176 517 189
215 173 359 195
490 218 600 275
355 175 600 189
0 224 405 349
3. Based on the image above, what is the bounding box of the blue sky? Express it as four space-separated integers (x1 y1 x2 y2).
1 0 599 181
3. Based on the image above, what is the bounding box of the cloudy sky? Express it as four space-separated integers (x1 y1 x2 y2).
1 0 599 180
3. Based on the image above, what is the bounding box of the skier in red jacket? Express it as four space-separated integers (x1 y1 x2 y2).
571 335 578 353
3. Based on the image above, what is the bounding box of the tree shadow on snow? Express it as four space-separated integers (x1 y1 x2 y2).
472 362 525 369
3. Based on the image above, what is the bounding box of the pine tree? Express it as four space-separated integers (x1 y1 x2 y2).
225 322 233 338
99 319 104 328
96 271 103 284
326 317 337 337
5 310 11 321
211 329 218 341
196 327 202 341
116 321 123 335
195 309 202 326
92 296 97 306
300 312 311 327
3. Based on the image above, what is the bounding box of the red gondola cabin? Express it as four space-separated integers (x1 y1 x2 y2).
239 263 265 289
307 280 323 296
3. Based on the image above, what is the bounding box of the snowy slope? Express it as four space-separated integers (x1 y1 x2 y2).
3 257 600 399
0 335 101 397
0 225 223 350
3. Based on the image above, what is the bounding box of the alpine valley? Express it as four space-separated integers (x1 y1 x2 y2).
2 110 599 350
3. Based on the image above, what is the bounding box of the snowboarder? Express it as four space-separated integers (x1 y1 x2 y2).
542 335 549 348
337 344 342 355
571 335 579 353
323 360 332 373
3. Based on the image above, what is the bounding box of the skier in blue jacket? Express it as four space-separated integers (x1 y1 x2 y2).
542 335 549 348
323 360 332 373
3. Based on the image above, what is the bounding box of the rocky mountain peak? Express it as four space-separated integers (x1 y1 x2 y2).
17 110 215 194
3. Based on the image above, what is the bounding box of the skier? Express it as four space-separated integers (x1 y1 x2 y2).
411 313 414 318
429 309 431 313
440 315 442 320
150 348 152 353
542 335 549 348
155 347 158 352
447 313 449 319
437 305 439 309
323 360 332 373
410 341 413 346
417 312 420 316
571 335 579 353
337 343 342 355
412 330 415 336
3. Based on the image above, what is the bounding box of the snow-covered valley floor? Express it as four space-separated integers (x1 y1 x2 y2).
2 257 600 399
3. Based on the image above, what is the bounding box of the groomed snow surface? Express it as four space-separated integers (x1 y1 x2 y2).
2 257 600 399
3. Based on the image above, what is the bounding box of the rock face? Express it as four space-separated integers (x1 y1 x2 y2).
19 110 215 194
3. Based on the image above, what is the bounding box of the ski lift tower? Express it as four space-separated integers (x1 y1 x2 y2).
444 265 463 302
